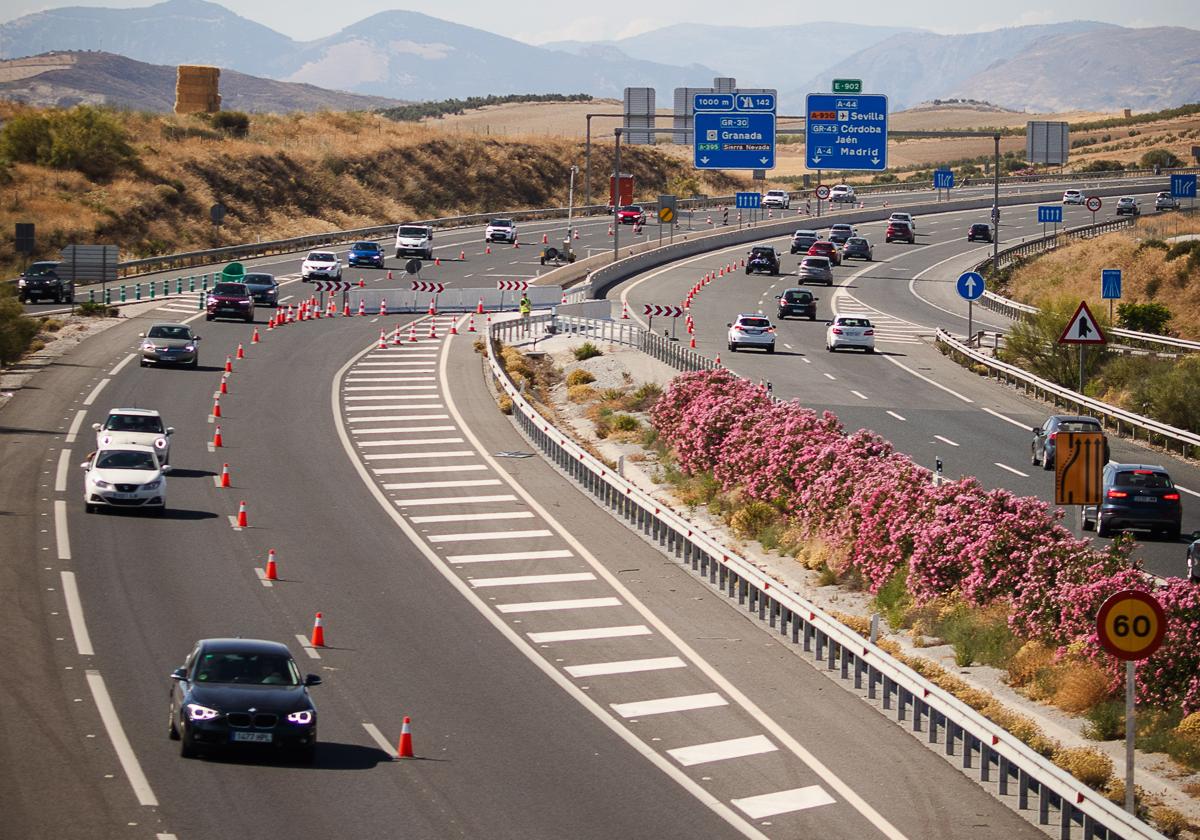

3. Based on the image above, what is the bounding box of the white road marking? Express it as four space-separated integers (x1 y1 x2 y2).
883 356 974 403
411 511 534 524
565 656 687 678
82 378 110 406
55 448 72 492
471 572 595 588
611 693 728 719
346 394 445 401
228 514 243 531
356 360 438 366
345 385 439 391
850 390 868 400
428 529 554 543
351 414 450 423
396 494 518 507
353 426 457 435
496 597 622 614
108 354 135 376
981 406 1031 430
85 670 158 806
448 549 573 564
61 571 94 656
374 463 486 475
295 634 321 659
994 463 1030 478
822 373 836 381
668 735 777 767
358 437 464 446
345 376 437 382
934 435 959 447
1175 485 1200 499
361 722 396 759
157 834 179 840
347 404 445 411
385 479 502 490
54 500 71 560
886 410 907 422
254 567 274 588
529 625 652 644
65 409 87 443
366 450 473 460
732 786 836 819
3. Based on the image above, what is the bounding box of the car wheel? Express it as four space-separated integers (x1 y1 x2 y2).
866 347 875 354
1097 519 1112 538
1042 454 1054 472
140 359 149 367
744 267 751 275
767 344 775 354
1169 526 1182 541
85 503 95 514
205 315 212 321
1081 515 1094 532
1031 448 1040 466
809 314 816 321
169 706 181 740
190 357 199 369
245 315 253 323
180 729 198 759
826 345 834 352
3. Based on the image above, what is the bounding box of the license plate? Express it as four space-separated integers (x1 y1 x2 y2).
1135 495 1156 503
109 492 135 499
231 731 272 743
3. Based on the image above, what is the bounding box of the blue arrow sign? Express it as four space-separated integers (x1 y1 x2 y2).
1101 268 1122 300
933 169 954 190
735 192 761 210
694 112 776 170
957 271 985 301
1171 173 1197 198
1037 205 1063 224
805 93 888 172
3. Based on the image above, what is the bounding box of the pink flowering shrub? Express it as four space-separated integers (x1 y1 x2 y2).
651 369 1200 711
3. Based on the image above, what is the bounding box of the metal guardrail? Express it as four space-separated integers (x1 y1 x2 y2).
935 328 1200 459
487 313 1163 840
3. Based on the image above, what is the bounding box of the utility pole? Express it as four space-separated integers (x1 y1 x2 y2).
992 133 1001 274
584 114 592 210
612 128 622 264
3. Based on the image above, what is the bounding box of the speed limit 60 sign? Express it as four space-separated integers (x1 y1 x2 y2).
1096 590 1166 661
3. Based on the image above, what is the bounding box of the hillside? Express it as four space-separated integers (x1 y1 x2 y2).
0 103 740 275
0 51 408 112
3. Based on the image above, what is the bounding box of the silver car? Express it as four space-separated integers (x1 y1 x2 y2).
798 255 834 286
139 323 201 368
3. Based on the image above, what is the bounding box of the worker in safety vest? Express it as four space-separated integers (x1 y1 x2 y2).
519 293 532 331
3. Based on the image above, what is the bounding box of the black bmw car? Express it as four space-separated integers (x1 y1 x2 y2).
169 638 321 761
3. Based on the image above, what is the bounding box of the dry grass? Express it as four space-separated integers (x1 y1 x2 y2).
1053 662 1117 715
1053 747 1115 789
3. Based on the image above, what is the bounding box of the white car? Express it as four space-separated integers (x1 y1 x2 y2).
485 219 517 243
888 212 916 231
395 224 434 260
763 190 790 210
301 251 342 281
829 184 856 203
727 314 776 353
93 408 173 464
826 316 876 353
82 444 170 514
1062 189 1086 205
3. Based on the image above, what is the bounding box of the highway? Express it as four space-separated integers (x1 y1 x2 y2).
615 186 1194 580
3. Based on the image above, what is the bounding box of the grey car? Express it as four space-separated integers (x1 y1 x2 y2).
798 255 834 286
242 273 279 307
140 323 201 368
1188 531 1200 581
1155 192 1179 211
1031 414 1108 470
790 230 820 254
843 237 874 261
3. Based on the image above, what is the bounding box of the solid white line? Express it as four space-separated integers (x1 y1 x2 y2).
731 786 836 819
565 656 687 678
356 360 438 366
366 451 473 461
358 437 464 447
883 355 974 403
668 735 777 767
471 572 595 588
886 410 907 422
351 414 450 423
822 372 836 381
346 394 445 401
496 597 621 614
346 404 444 411
981 406 1031 431
157 834 179 840
934 435 959 447
353 426 457 435
448 549 573 564
385 479 502 490
108 353 135 376
85 670 158 806
396 494 518 507
361 722 396 759
61 571 94 656
345 376 437 382
428 528 553 543
529 625 652 644
82 378 110 406
65 409 87 443
295 634 321 659
611 693 728 718
850 390 868 400
54 500 71 560
994 462 1030 478
345 385 439 391
374 463 486 475
411 511 534 524
1177 485 1200 499
55 448 71 492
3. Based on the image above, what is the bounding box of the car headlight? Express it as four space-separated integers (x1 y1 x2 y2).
183 344 196 352
93 479 112 489
186 703 220 721
142 479 162 490
18 279 26 288
142 341 156 351
286 709 314 725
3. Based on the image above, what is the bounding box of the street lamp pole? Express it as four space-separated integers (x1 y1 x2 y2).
567 165 577 243
992 133 1001 274
612 128 622 264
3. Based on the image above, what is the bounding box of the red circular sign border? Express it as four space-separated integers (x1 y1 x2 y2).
815 185 831 200
1085 196 1103 212
1096 589 1166 661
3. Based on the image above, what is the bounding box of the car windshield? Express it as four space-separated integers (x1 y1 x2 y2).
621 206 641 212
847 238 867 246
490 219 513 227
782 291 811 302
212 283 247 296
794 231 816 239
802 258 830 268
27 263 58 276
353 242 378 251
740 318 770 328
243 274 274 285
1058 420 1101 432
398 227 427 237
106 414 163 433
838 318 871 328
147 326 192 340
308 252 335 261
1115 471 1172 489
193 652 301 685
95 450 157 470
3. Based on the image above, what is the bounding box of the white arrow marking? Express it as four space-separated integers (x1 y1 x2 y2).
812 156 822 164
871 158 880 165
700 156 710 165
963 277 977 296
760 157 769 164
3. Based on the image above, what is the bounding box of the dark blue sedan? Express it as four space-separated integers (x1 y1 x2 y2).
347 241 385 268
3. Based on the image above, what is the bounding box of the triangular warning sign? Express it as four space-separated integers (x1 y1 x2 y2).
1058 300 1106 345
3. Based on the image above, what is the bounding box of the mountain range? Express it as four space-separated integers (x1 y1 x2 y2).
1 0 1197 113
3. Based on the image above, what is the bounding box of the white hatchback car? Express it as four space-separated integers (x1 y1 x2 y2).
82 444 170 514
829 184 856 203
727 314 776 353
888 212 917 231
301 251 342 281
1062 189 1086 205
93 408 174 464
485 218 517 243
826 316 876 353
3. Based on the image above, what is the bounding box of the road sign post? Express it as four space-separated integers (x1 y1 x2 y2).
1102 268 1122 323
1085 195 1102 225
956 271 984 341
1096 589 1166 814
805 93 888 172
1037 205 1063 239
694 93 776 171
814 183 830 219
934 169 954 202
1058 300 1106 392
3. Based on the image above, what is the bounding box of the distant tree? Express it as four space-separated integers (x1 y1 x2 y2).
210 111 250 138
1116 302 1172 335
1140 149 1182 169
1077 160 1125 173
1000 297 1111 387
43 107 137 179
0 113 52 164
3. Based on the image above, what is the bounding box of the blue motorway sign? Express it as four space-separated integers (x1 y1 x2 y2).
735 192 761 210
1102 268 1122 300
805 93 888 171
934 169 954 190
694 93 734 112
1037 205 1063 224
694 112 776 170
956 271 985 301
1171 173 1197 198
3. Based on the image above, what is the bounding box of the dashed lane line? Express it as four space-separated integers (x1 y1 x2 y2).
86 670 158 807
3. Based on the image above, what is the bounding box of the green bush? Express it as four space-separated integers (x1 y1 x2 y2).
1076 160 1125 173
0 291 40 365
573 341 602 360
873 569 912 631
1116 301 1172 334
210 111 251 138
0 107 137 179
1000 296 1111 387
610 413 640 432
1082 701 1126 740
1146 355 1200 433
1139 149 1182 169
0 113 52 163
565 368 595 386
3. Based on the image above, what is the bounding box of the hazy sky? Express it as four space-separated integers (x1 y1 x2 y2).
3 0 1197 42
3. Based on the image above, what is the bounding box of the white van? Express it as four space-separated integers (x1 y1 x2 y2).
395 224 434 260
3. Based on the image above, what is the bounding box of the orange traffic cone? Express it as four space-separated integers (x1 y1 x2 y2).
573 229 579 240
236 343 245 360
397 716 414 758
467 314 476 332
224 355 233 373
621 301 629 319
476 298 484 314
485 244 491 255
607 225 613 236
236 500 248 528
220 375 228 395
513 240 519 249
392 324 403 346
212 396 221 418
265 549 278 581
428 299 436 316
387 270 393 281
343 300 352 317
715 354 722 367
378 330 387 349
358 279 365 288
212 425 223 447
310 613 325 647
561 292 567 305
435 256 441 266
449 318 458 335
267 317 275 331
220 463 231 487
251 328 260 344
459 249 465 261
689 335 696 349
542 232 548 244
380 299 388 317
358 299 367 317
408 322 418 343
428 320 438 339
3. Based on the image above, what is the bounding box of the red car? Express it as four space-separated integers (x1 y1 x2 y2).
616 204 646 225
807 240 841 266
885 221 915 244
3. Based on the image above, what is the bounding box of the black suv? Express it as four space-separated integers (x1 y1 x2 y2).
17 261 70 303
776 288 818 320
746 246 781 276
1031 415 1108 470
967 223 992 243
1083 463 1182 539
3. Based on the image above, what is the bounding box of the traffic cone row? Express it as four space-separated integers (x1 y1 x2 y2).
212 425 223 447
393 324 403 346
212 396 221 418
